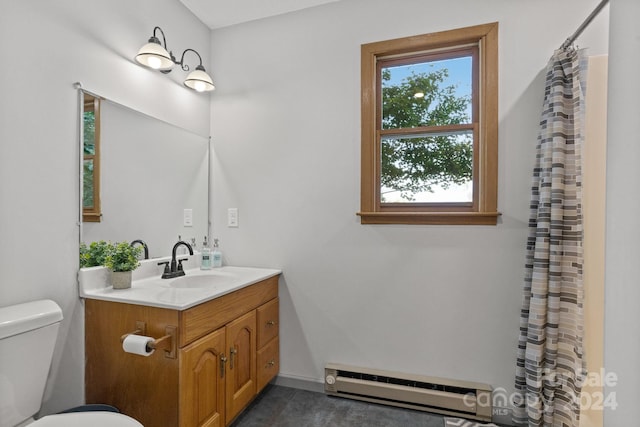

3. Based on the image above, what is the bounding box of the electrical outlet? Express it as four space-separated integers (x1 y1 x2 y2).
227 208 238 227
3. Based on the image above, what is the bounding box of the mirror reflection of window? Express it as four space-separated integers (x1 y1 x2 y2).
83 94 101 222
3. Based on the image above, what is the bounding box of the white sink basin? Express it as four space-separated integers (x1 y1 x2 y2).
168 271 237 288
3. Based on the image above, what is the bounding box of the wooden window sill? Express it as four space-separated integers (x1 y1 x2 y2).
83 212 102 223
356 211 501 225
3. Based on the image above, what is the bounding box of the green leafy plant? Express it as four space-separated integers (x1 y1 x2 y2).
104 242 142 272
80 240 112 268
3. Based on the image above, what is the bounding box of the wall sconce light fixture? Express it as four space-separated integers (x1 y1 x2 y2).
135 26 215 92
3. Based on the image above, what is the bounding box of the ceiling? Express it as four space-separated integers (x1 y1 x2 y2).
179 0 342 30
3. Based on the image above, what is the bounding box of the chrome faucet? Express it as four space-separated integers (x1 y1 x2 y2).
159 240 194 279
130 239 150 259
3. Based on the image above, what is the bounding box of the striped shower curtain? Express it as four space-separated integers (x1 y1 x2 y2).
513 48 587 427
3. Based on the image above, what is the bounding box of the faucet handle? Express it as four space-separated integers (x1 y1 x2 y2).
157 261 170 276
177 258 189 272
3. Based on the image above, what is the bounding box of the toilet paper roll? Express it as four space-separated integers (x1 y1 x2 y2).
122 334 155 357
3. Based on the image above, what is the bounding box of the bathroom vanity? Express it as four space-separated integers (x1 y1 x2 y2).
82 266 281 427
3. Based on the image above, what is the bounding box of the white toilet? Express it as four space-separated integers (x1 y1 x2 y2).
0 299 143 427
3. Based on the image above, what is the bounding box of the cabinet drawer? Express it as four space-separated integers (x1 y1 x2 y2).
256 298 279 348
256 336 279 392
180 276 278 347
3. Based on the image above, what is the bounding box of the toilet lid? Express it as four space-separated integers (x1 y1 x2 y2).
31 411 143 427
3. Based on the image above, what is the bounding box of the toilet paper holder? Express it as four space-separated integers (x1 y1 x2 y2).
120 321 177 359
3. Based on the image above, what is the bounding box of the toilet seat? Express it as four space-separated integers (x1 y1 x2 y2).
30 411 143 426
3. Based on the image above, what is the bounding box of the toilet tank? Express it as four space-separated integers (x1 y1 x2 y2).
0 300 63 427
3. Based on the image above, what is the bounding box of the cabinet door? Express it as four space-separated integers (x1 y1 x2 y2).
180 328 226 427
225 310 257 423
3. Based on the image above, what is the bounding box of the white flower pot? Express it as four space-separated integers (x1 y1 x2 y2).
111 270 132 289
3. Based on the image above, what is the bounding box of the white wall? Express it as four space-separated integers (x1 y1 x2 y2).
0 0 210 416
604 0 640 424
209 0 608 418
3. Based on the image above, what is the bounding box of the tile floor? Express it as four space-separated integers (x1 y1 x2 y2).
230 385 446 427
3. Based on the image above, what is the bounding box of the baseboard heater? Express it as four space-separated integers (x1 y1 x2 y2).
325 363 492 422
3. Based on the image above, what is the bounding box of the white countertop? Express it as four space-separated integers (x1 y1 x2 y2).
79 263 281 310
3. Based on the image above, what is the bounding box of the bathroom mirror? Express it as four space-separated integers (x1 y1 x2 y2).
79 89 209 259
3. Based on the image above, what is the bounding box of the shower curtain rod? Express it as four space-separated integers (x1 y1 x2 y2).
561 0 609 49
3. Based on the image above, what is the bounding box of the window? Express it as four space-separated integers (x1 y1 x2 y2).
358 23 499 225
83 94 101 222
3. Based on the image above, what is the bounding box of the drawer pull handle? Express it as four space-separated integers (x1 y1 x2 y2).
266 320 277 327
265 360 276 368
220 355 227 379
230 347 237 370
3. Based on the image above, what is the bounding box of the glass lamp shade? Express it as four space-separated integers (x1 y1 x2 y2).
135 40 174 71
184 67 215 92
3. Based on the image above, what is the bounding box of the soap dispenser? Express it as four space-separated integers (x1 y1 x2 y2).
212 238 222 268
200 236 212 270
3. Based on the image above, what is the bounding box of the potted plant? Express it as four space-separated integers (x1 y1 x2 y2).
80 240 112 268
104 242 142 289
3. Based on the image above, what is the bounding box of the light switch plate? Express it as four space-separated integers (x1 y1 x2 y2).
227 208 239 227
183 209 193 227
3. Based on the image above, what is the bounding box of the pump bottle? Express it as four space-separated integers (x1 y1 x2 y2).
212 238 222 268
200 236 212 270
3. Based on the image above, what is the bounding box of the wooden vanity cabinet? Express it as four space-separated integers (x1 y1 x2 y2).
85 275 279 427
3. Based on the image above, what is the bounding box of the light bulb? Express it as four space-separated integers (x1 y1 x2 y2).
193 81 206 92
135 39 174 71
184 68 214 92
147 56 162 69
